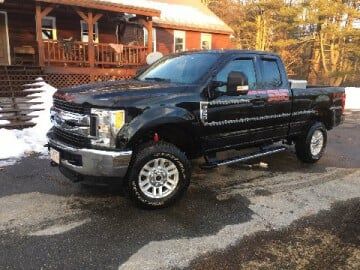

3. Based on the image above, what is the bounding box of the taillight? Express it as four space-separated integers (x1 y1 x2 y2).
332 92 346 113
341 92 346 112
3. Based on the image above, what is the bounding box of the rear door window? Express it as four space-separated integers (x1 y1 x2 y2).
260 59 282 88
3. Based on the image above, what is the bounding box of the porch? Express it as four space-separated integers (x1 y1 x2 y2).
33 0 159 82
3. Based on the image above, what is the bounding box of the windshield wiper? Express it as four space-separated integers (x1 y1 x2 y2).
144 77 171 83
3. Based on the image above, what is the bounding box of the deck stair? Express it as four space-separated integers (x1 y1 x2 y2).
0 66 47 129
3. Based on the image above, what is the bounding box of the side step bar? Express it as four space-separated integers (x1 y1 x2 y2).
201 146 287 169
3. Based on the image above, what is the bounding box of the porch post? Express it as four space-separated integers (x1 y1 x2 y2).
35 4 53 67
147 19 153 54
35 5 45 66
88 11 95 68
138 16 153 54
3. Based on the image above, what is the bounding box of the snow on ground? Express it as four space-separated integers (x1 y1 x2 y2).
0 79 56 167
345 87 360 110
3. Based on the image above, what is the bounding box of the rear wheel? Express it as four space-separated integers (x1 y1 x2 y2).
295 122 327 163
127 142 191 209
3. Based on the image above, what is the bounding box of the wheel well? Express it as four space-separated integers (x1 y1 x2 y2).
129 124 200 158
314 108 333 130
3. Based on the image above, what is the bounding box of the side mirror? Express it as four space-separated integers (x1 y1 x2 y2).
209 80 226 90
227 71 249 95
204 80 226 99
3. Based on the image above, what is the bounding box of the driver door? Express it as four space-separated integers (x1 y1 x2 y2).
201 57 268 151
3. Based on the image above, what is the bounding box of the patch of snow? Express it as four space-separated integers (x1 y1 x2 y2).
0 79 56 167
28 219 91 236
345 87 360 110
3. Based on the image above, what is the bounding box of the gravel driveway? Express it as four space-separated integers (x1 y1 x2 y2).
0 111 359 269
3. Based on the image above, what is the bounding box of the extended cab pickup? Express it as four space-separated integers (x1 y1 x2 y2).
47 50 345 208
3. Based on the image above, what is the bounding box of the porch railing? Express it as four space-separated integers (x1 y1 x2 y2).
95 43 147 66
43 40 147 67
44 40 89 66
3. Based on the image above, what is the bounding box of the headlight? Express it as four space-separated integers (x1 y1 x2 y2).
91 109 125 148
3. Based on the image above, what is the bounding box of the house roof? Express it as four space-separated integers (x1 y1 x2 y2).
36 0 161 17
98 0 234 34
36 0 233 34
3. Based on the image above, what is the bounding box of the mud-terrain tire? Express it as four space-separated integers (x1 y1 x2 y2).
295 122 327 163
127 142 191 209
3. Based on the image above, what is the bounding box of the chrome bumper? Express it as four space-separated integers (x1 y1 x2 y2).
47 136 132 178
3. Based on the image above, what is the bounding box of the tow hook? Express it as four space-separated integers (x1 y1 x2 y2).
153 133 160 143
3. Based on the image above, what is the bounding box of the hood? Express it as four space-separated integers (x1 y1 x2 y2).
53 80 195 108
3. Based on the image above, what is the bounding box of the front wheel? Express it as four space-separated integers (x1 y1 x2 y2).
295 122 327 163
127 142 191 209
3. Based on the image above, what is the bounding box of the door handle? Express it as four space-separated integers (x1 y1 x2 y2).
252 98 265 106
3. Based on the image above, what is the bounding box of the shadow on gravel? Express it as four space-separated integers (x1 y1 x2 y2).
187 198 360 270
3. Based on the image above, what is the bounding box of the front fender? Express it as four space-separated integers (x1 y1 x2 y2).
117 106 195 147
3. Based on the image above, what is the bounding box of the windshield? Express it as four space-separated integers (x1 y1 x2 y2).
137 53 221 84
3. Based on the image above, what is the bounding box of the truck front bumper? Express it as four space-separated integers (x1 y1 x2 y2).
47 134 132 180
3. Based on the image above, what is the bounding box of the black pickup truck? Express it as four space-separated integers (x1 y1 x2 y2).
47 50 345 208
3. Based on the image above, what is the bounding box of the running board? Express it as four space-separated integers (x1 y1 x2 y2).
201 146 287 169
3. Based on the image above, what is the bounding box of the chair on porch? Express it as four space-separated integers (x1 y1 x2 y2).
108 43 124 67
59 37 87 67
127 41 141 64
58 37 75 66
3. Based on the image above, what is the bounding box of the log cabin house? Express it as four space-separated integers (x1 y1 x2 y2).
0 0 233 90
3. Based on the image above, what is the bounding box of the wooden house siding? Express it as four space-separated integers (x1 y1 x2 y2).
5 2 37 61
44 8 144 45
156 27 173 55
186 31 201 51
212 33 231 50
155 27 231 55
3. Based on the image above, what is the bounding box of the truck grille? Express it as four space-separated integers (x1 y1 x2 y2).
53 127 91 148
53 99 89 114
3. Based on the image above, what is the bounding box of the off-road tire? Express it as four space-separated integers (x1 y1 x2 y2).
127 142 191 209
295 122 327 163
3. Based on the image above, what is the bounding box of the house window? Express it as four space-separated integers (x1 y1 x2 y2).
201 33 212 50
42 16 57 40
143 27 157 52
80 21 99 43
174 30 185 53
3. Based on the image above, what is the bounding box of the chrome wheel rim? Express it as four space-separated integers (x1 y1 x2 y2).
138 158 179 199
310 130 324 156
